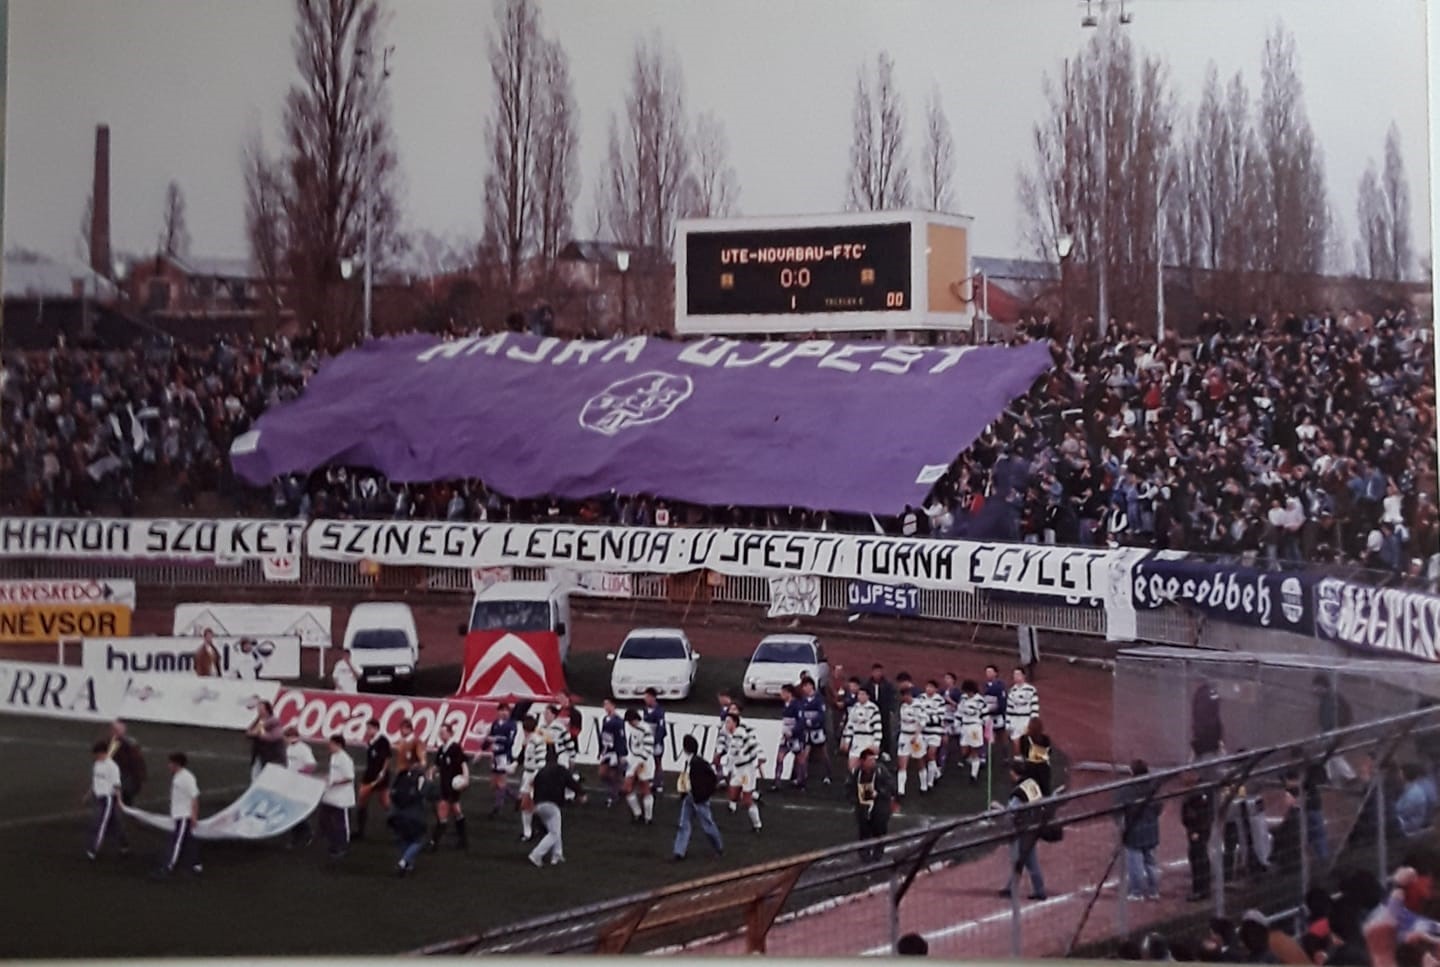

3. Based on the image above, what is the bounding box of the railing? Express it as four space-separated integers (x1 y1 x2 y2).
0 554 1197 647
417 707 1440 957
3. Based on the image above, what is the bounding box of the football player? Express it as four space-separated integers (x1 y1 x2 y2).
517 715 548 841
482 703 518 817
598 699 627 807
623 709 656 824
842 687 881 773
724 712 764 832
642 688 667 795
921 679 946 787
896 685 927 797
772 683 803 791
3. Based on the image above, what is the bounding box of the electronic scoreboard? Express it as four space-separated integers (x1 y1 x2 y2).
674 211 974 335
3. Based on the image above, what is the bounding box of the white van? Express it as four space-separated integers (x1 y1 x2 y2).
343 602 421 691
462 581 572 666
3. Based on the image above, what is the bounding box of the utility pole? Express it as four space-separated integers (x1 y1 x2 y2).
359 44 393 341
1082 0 1131 339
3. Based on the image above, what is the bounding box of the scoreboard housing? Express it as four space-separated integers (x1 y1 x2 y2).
675 210 975 335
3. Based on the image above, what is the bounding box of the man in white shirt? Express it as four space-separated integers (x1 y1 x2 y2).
160 752 201 877
330 652 359 694
318 734 356 859
284 726 317 849
225 638 262 681
85 740 130 860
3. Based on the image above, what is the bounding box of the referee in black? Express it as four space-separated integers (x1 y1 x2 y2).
354 719 391 841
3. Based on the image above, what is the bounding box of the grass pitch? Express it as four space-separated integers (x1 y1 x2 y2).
0 655 1006 957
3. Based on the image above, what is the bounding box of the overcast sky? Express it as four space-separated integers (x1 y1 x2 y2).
4 0 1432 268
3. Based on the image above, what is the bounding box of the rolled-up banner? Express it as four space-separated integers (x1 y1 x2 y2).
122 764 325 840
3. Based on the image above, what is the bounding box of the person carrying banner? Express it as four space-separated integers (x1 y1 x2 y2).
157 752 201 878
319 734 355 859
106 719 146 806
673 734 724 861
284 726 317 849
354 719 391 841
84 740 130 860
246 701 286 779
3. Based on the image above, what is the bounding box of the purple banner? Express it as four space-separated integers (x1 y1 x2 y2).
230 334 1052 515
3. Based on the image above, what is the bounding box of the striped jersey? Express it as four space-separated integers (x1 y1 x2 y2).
546 718 577 767
1007 683 1039 719
521 731 548 773
729 723 761 769
899 699 925 738
959 693 989 727
921 693 946 736
844 701 880 744
626 722 654 762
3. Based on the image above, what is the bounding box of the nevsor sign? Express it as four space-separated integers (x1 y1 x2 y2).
229 332 1053 515
1131 554 1314 635
82 636 303 680
1315 578 1440 662
847 581 920 616
0 518 303 567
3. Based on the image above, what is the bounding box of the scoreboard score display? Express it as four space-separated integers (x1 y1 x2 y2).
675 211 974 335
684 222 912 317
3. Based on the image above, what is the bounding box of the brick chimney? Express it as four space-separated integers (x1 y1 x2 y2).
90 124 112 278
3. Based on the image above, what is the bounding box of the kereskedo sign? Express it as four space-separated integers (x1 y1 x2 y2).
83 636 302 679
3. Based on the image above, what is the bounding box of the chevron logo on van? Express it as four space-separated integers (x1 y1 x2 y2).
457 631 565 701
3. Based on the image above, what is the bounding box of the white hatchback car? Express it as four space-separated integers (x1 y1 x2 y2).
743 634 830 700
608 628 700 700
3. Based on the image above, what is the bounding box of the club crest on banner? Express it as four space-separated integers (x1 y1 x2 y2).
579 371 694 436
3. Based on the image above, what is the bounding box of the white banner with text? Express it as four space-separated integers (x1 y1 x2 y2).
173 604 332 650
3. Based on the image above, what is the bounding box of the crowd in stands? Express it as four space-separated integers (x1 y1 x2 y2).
2 307 1435 575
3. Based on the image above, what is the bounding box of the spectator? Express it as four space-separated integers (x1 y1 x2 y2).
1120 759 1163 902
1239 911 1279 964
1394 764 1436 841
1181 769 1215 902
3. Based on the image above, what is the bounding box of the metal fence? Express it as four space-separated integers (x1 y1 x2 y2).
0 555 1200 647
417 706 1440 958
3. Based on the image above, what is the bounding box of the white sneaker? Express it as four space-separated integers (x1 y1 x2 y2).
529 854 544 868
550 855 565 865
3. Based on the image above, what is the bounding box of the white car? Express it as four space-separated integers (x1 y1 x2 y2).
743 634 830 700
608 628 700 700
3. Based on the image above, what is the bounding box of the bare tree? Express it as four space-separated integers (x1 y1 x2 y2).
846 52 910 211
159 180 190 259
483 0 542 298
531 36 580 287
1355 161 1391 279
1382 122 1411 280
1018 27 1176 326
919 85 957 213
243 133 290 322
598 32 692 254
280 0 401 336
1256 23 1329 279
682 110 740 218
